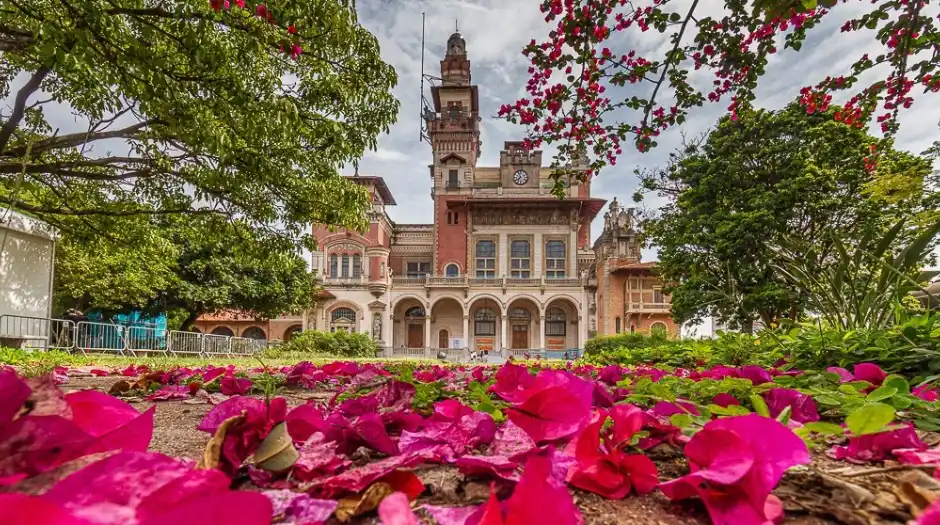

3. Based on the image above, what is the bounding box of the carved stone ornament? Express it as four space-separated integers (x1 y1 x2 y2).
473 208 571 226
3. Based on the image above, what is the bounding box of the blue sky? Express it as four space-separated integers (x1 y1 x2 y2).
353 0 940 259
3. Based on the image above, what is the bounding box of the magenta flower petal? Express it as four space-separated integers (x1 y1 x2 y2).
853 363 886 386
139 490 272 525
198 396 266 433
919 499 940 524
262 490 338 525
65 390 154 452
914 385 939 402
762 388 819 423
0 416 94 478
421 504 481 525
712 393 741 407
0 369 30 424
489 420 536 460
826 367 854 383
219 376 253 396
0 494 93 525
503 450 583 525
506 386 591 442
829 424 927 463
895 447 940 465
285 403 327 443
378 492 419 525
489 363 536 403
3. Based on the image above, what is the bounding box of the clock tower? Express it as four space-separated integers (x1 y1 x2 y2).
427 32 480 274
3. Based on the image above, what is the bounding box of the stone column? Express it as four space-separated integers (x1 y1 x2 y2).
462 315 470 349
501 315 508 351
386 313 394 348
569 229 577 275
538 313 546 350
533 232 543 276
424 315 431 350
499 233 508 277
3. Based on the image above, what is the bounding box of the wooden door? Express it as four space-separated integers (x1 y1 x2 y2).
407 323 423 348
511 324 528 349
438 329 449 349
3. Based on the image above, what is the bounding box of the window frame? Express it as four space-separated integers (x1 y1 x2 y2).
474 239 497 278
545 307 567 336
544 239 567 279
352 254 362 278
445 264 460 277
405 261 431 278
329 254 338 278
509 239 531 279
341 254 350 278
474 307 496 336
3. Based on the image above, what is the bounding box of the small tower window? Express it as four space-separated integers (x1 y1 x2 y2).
447 212 452 224
454 212 458 224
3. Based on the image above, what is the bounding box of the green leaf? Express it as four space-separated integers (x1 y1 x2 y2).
883 375 911 394
750 394 771 417
670 413 694 429
776 405 792 425
814 395 843 406
866 386 898 402
800 0 817 9
800 421 847 436
846 403 896 436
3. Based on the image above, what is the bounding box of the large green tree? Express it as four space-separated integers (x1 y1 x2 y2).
638 102 934 331
0 0 397 243
55 215 315 328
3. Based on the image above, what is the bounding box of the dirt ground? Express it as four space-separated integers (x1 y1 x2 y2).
56 375 928 525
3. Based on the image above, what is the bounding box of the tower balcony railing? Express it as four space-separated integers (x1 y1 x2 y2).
390 275 585 289
628 302 671 312
323 275 366 285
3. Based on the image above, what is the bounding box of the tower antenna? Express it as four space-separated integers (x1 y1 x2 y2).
418 13 442 145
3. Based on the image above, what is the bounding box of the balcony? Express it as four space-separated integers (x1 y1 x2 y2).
445 181 460 190
628 302 671 313
323 275 366 286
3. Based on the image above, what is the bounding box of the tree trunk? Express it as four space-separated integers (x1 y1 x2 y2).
180 310 201 331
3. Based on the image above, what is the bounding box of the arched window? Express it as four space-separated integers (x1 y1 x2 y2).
341 254 350 278
650 321 668 335
405 306 426 319
284 325 302 342
329 254 338 278
615 316 621 334
545 307 566 336
445 264 459 277
242 327 267 340
352 255 362 278
545 240 566 279
438 329 449 349
510 240 531 278
448 105 460 121
330 307 357 333
509 307 531 319
211 326 234 337
474 307 496 336
475 241 496 278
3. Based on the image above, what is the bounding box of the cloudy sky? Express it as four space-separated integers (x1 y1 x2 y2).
353 0 940 256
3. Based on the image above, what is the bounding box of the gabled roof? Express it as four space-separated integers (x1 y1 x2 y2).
346 175 396 205
439 153 467 164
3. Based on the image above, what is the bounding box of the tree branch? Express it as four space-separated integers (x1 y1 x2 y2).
0 198 225 217
0 66 51 154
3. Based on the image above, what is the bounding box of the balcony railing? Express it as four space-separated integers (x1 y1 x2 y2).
389 275 587 289
628 302 671 312
506 278 540 287
323 275 365 285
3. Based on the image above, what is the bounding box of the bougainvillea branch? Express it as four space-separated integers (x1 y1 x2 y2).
499 0 940 178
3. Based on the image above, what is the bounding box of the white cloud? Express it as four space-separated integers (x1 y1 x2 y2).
357 0 939 249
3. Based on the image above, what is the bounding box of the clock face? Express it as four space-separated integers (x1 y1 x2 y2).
513 169 529 185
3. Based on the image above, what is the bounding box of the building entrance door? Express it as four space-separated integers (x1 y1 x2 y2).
407 323 423 348
511 324 528 349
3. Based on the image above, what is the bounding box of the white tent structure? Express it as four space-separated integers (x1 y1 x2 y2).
0 209 57 346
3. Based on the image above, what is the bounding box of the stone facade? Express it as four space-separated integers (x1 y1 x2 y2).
196 32 678 347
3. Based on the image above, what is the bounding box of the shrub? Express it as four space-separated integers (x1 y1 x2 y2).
271 330 377 358
583 330 675 356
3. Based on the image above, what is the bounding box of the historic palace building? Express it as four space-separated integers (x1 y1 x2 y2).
195 32 677 349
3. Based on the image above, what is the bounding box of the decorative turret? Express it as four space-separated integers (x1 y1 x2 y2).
441 32 470 86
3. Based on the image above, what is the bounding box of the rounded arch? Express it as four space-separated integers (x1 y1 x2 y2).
283 324 303 342
544 295 579 313
211 326 234 337
242 326 267 340
442 261 461 277
505 294 544 312
326 301 362 319
466 293 505 314
391 294 428 311
650 321 669 334
430 294 466 312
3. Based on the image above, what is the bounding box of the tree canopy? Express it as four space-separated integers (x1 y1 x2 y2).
0 0 398 244
638 102 935 331
54 214 314 328
500 0 938 180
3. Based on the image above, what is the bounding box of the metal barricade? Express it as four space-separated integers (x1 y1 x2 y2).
389 347 429 359
75 321 126 356
125 325 168 356
167 330 204 356
0 315 75 351
203 333 232 357
230 336 263 356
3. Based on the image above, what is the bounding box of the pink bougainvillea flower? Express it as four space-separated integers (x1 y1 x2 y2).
712 393 742 407
829 424 927 463
146 385 191 401
502 449 584 525
455 454 520 482
0 369 30 424
919 499 940 524
739 365 773 385
597 365 626 385
505 371 593 443
914 385 940 402
219 375 252 396
659 414 810 525
41 451 272 525
198 395 287 476
826 367 854 383
262 490 337 525
895 447 940 465
853 363 886 386
89 369 109 377
378 492 419 525
565 409 658 499
0 494 94 525
305 447 442 498
650 399 699 418
399 400 496 460
285 402 328 443
489 363 536 403
65 390 155 453
290 433 351 482
488 420 536 460
762 388 820 423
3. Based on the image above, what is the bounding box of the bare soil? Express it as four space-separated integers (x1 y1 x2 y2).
57 375 926 525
